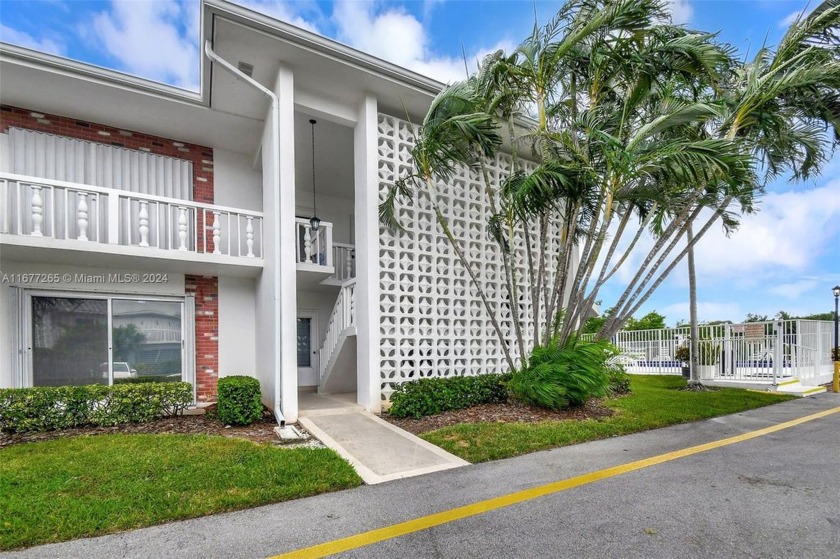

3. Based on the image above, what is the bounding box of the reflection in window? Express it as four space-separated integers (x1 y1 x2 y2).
111 299 183 384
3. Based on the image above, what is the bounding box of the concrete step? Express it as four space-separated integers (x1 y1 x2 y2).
775 379 827 397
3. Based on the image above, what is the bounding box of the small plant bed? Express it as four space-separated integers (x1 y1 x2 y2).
414 376 796 463
0 434 362 550
0 403 280 448
386 398 613 435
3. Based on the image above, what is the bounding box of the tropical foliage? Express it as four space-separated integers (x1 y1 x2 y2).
507 337 617 409
381 0 840 371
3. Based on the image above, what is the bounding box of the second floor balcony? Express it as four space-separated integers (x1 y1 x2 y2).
295 217 355 288
0 173 264 276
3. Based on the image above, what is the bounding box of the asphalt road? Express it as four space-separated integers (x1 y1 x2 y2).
5 394 840 559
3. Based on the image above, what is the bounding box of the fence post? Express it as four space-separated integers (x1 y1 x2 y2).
723 323 731 377
773 320 782 384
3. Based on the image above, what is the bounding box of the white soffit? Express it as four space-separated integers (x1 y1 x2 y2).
205 1 441 123
0 44 263 154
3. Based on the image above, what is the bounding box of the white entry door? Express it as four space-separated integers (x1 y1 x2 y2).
297 312 319 387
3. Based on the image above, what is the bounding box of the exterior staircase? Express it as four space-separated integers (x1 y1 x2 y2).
318 278 357 394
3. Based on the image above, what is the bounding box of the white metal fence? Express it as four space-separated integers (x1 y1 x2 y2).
591 319 835 385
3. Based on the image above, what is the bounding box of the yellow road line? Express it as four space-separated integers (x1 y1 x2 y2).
271 406 840 559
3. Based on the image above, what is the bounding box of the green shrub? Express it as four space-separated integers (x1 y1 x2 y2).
217 376 263 426
507 337 616 410
0 383 192 433
388 373 510 419
606 363 632 396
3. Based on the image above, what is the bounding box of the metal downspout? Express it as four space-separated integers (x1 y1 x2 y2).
203 40 285 426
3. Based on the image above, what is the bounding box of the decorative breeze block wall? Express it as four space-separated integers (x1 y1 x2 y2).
377 113 556 401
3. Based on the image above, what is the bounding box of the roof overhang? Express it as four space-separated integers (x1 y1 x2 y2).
0 0 448 154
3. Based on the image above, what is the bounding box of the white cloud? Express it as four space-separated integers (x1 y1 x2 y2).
0 24 66 55
665 0 693 25
331 0 513 84
88 0 200 90
83 0 321 90
237 0 320 33
779 4 817 29
767 278 820 299
692 180 840 280
660 301 744 324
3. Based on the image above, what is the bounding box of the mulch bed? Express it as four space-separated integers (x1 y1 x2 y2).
383 398 614 435
0 405 281 448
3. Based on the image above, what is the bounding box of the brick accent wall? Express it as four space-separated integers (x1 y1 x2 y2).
186 275 219 402
2 105 221 400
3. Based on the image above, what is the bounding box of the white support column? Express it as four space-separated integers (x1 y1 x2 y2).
276 65 298 422
354 93 382 412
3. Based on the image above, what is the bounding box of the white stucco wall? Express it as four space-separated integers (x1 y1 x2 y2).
218 276 257 377
0 259 185 388
213 148 263 212
295 191 354 245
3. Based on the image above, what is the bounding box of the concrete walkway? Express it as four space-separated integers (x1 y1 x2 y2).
297 393 468 484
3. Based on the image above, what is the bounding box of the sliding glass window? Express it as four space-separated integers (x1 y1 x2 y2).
29 294 186 387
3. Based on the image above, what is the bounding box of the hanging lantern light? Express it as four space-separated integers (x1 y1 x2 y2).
309 119 320 232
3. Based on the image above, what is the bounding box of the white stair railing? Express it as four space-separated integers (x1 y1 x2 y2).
319 278 356 379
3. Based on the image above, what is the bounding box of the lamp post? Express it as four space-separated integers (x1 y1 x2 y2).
833 285 839 393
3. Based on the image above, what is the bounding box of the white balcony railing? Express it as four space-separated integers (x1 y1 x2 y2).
295 217 333 267
0 173 263 258
141 329 182 343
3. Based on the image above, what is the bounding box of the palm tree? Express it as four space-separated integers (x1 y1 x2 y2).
382 0 840 374
602 0 840 338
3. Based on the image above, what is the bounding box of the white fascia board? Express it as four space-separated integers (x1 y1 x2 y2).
0 42 207 108
203 0 444 98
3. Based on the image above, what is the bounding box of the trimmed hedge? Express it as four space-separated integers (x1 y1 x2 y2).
388 374 510 419
0 382 192 433
217 376 263 426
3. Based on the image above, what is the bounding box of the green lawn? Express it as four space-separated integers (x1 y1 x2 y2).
0 434 361 550
422 375 796 463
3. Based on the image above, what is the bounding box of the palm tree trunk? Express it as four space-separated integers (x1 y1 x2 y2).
687 223 700 386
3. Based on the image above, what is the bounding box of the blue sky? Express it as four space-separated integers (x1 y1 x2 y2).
1 0 838 325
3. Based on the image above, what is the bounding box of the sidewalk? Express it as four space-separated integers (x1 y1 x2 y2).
298 393 468 484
